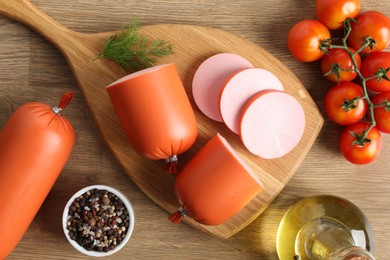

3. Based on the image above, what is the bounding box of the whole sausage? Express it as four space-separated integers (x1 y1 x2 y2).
0 93 75 258
106 63 198 173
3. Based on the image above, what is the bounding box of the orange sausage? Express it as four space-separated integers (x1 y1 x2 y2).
0 93 74 258
106 63 198 173
169 133 264 225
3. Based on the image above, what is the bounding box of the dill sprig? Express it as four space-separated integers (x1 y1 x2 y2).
96 21 173 72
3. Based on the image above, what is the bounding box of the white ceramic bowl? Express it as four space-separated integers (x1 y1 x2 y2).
62 185 135 257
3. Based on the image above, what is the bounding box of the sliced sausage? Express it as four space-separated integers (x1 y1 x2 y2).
219 68 284 134
239 90 305 159
192 53 253 122
169 133 264 225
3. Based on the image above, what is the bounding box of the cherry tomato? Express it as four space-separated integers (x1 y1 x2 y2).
339 122 382 164
316 0 361 30
348 11 390 54
321 47 361 82
325 82 367 125
372 92 390 133
288 20 330 62
361 51 390 92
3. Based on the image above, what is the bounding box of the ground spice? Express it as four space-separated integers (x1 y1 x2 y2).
65 188 130 252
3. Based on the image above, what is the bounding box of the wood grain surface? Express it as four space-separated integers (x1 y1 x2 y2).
0 0 389 259
0 0 324 239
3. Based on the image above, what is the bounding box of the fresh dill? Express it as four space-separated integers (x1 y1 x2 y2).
96 21 173 72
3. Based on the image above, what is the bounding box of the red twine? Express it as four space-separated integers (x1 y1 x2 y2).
52 92 74 114
165 155 179 175
58 92 74 109
168 207 186 224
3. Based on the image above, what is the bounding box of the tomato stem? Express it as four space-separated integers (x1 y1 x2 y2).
343 19 354 45
365 74 380 81
340 97 364 112
375 67 390 81
320 38 333 54
350 129 372 147
373 99 390 110
328 20 378 145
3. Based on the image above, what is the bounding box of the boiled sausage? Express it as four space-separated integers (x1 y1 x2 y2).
169 133 264 225
106 64 198 173
239 90 305 159
219 68 284 134
192 53 253 122
0 93 74 258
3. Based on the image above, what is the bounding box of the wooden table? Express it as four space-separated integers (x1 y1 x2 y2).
1 0 389 259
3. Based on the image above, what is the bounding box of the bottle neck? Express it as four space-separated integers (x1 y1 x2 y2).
295 218 375 260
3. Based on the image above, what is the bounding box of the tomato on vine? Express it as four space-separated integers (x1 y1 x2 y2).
372 92 390 134
325 82 367 125
339 122 382 165
316 0 361 30
348 11 390 53
288 20 330 62
287 4 390 164
321 47 361 83
361 51 390 92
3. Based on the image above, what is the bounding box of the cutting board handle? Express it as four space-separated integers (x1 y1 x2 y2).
0 0 76 51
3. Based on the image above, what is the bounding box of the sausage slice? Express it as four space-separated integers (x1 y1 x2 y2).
219 68 284 134
192 53 253 122
239 90 305 159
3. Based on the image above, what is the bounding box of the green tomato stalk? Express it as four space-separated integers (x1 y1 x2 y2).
322 18 390 146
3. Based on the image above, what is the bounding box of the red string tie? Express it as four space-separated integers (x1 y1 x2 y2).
52 92 74 114
165 155 178 175
168 207 187 224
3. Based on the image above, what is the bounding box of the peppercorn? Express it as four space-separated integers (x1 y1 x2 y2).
87 217 96 226
102 195 110 206
66 188 130 253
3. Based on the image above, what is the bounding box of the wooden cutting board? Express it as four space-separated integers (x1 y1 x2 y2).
0 0 323 239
